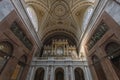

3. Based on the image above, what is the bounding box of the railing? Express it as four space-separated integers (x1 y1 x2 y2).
32 57 86 61
31 57 88 66
33 57 71 60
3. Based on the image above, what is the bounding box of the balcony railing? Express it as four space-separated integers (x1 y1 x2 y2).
32 56 86 62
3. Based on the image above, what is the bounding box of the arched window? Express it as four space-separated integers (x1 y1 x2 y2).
105 42 120 78
105 42 120 54
34 68 45 80
11 55 27 80
26 6 38 32
82 6 93 31
92 55 107 80
0 41 13 72
74 68 85 80
55 68 64 80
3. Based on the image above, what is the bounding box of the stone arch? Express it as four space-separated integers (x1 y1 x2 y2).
42 29 78 46
82 6 94 31
55 68 64 80
0 41 13 55
24 0 48 32
105 42 120 78
26 6 38 32
34 67 45 80
105 42 120 55
92 55 107 80
0 41 13 72
74 67 85 80
11 55 27 80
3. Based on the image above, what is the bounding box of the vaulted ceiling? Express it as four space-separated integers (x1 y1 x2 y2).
24 0 97 46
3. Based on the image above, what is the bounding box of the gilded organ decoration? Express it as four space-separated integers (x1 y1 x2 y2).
43 39 78 58
56 46 64 55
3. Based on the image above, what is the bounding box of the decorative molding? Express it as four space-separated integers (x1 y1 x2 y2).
10 22 33 50
87 21 108 50
32 57 88 66
50 0 70 20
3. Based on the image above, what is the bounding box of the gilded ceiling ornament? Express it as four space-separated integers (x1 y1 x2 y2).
50 1 70 19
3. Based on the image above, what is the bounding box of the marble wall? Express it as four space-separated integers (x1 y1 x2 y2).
26 57 92 80
0 0 14 21
105 0 120 25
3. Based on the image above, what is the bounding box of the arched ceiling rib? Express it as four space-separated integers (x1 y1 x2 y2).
71 1 94 12
42 28 78 43
25 0 49 10
43 32 77 46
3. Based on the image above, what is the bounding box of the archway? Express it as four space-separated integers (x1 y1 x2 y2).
11 55 27 80
0 41 13 72
105 42 120 78
92 55 107 80
74 68 85 80
26 6 38 32
34 68 45 80
55 68 64 80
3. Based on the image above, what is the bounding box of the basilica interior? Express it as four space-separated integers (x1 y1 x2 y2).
0 0 120 80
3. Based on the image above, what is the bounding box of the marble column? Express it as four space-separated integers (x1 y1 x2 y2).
50 66 54 80
70 66 74 80
84 66 89 80
85 66 92 80
28 66 35 80
65 66 69 80
45 66 49 80
26 66 31 80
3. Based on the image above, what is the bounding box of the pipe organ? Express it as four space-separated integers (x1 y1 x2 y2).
43 39 78 58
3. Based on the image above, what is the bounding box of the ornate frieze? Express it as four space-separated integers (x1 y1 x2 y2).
10 22 33 50
32 57 87 66
50 0 70 20
87 21 108 50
